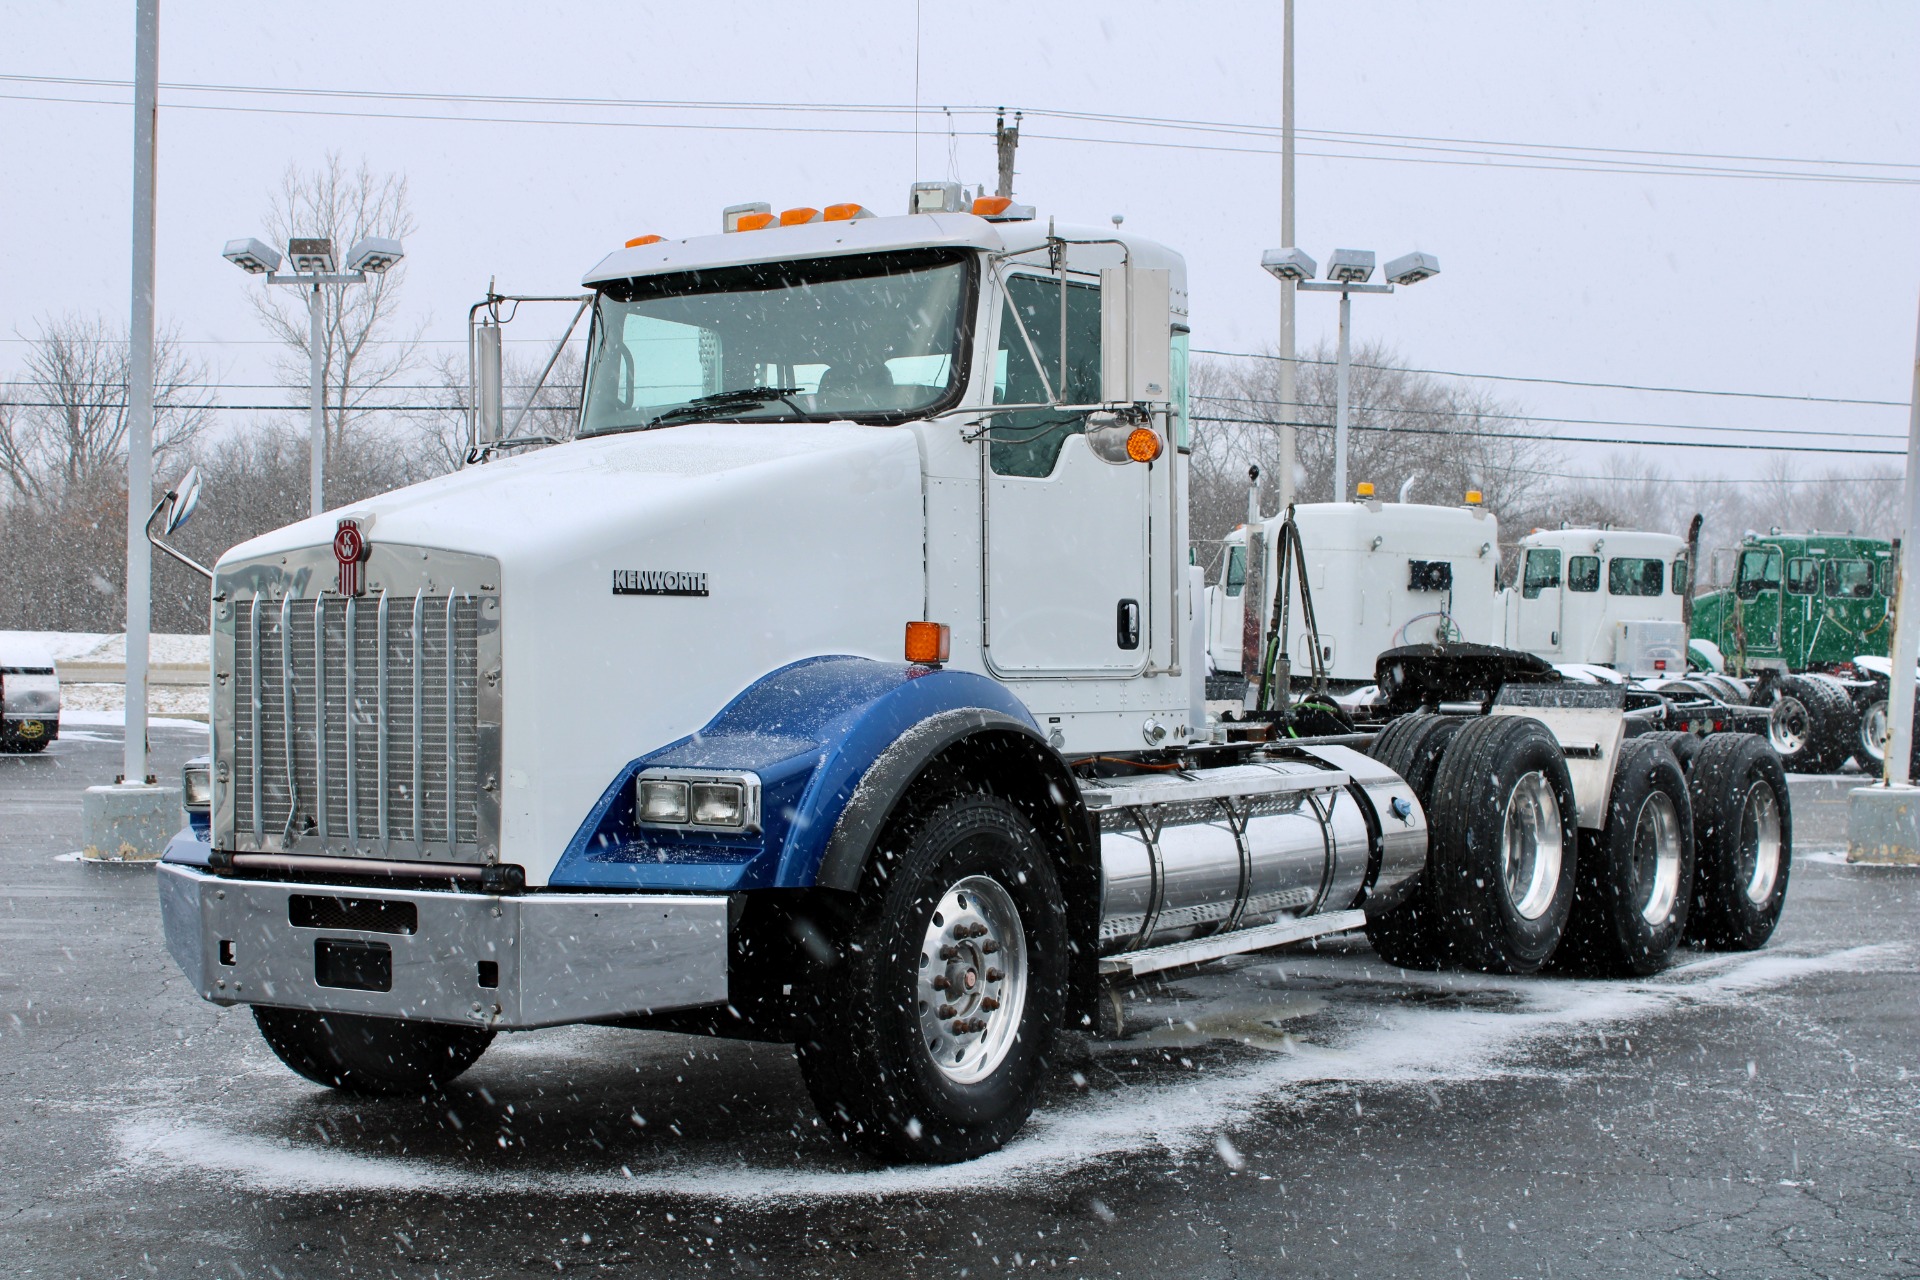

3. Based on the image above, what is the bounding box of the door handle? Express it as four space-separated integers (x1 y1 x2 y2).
1117 599 1141 650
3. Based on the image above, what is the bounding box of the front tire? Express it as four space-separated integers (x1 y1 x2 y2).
797 793 1068 1163
1557 738 1695 975
1685 734 1792 951
253 1007 494 1095
1427 716 1581 974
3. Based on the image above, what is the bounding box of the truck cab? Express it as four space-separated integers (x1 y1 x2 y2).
1501 527 1690 678
1691 532 1893 674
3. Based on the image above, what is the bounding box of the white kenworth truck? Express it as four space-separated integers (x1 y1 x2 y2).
156 187 1792 1164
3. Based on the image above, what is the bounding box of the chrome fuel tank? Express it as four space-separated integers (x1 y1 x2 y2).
1085 746 1426 955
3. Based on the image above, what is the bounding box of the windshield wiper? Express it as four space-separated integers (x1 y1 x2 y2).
642 386 806 429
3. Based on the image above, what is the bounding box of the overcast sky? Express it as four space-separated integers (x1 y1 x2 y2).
3 1 1916 491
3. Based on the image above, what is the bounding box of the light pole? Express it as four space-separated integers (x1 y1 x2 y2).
1261 247 1440 502
222 234 404 516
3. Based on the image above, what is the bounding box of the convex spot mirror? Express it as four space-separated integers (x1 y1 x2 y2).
165 466 202 534
1098 265 1172 405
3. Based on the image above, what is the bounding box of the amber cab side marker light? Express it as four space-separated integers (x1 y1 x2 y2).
624 234 663 248
1125 427 1163 464
905 621 951 665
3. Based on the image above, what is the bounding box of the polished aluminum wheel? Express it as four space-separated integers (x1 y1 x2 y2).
917 875 1026 1085
1859 698 1890 764
1739 782 1785 905
1632 791 1685 925
1500 770 1564 921
1768 696 1811 757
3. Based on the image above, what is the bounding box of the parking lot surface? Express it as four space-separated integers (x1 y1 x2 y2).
3 728 1915 1278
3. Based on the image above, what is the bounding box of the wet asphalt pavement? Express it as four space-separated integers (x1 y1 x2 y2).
3 727 1916 1279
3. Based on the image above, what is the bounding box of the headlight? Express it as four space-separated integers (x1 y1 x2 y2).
182 760 212 811
636 770 760 832
638 779 690 824
691 782 746 826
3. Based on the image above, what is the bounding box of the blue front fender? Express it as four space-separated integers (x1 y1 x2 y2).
549 656 1039 892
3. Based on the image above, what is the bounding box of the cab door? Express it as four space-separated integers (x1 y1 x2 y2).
1734 547 1784 658
1516 547 1563 653
983 272 1151 676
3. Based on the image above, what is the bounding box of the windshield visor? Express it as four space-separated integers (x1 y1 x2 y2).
581 249 974 435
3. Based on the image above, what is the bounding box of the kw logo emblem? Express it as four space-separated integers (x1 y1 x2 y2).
333 519 368 596
612 569 709 597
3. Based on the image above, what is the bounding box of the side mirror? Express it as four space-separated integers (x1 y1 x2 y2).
474 321 504 446
1099 265 1172 404
165 466 201 534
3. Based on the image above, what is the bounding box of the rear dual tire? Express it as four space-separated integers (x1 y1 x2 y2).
1685 734 1792 951
1767 675 1855 774
1556 738 1694 976
1364 714 1468 969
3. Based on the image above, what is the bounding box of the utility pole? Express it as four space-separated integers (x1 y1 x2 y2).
82 0 178 861
1276 0 1297 512
995 110 1021 199
124 0 158 789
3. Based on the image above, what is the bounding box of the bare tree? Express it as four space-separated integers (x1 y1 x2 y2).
1188 341 1558 568
249 154 422 477
411 347 585 479
0 313 210 507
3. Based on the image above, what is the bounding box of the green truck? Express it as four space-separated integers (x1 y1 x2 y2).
1690 532 1898 772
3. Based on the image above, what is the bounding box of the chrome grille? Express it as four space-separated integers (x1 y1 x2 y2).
231 593 479 853
212 544 501 863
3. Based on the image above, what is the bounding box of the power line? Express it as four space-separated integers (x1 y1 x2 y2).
9 73 1914 175
1193 348 1906 408
6 76 1916 187
1191 392 1904 443
1190 413 1904 457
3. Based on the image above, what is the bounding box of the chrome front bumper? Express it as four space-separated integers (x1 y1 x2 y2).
157 863 729 1029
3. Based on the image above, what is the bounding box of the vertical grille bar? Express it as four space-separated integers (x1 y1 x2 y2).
412 590 424 855
376 591 390 842
314 596 328 840
248 598 262 843
279 594 298 837
444 594 458 848
345 595 359 844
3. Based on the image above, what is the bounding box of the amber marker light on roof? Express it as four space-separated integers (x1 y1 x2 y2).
1466 490 1484 505
1356 482 1375 498
779 207 822 226
904 621 951 665
734 213 775 231
1125 427 1163 463
823 203 873 222
624 234 663 248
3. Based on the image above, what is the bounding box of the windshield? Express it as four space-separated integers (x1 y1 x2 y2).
580 249 973 436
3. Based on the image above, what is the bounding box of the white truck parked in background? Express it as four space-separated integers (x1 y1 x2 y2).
1 639 60 752
154 187 1791 1164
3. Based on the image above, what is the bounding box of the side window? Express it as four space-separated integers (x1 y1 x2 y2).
1568 556 1600 593
1785 557 1818 595
1735 549 1781 600
1825 559 1874 599
1521 548 1561 599
990 274 1101 477
1608 556 1664 597
1170 330 1191 450
1224 544 1247 597
1672 554 1689 594
1878 558 1896 597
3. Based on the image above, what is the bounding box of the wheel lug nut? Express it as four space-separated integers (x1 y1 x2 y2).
981 939 999 954
986 967 1004 982
936 1003 956 1019
931 975 950 991
938 945 960 960
980 996 1000 1011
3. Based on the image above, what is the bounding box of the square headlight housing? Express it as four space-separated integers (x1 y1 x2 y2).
635 769 761 833
182 758 213 812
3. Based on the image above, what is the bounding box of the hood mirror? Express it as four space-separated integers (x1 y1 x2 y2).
165 465 202 534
